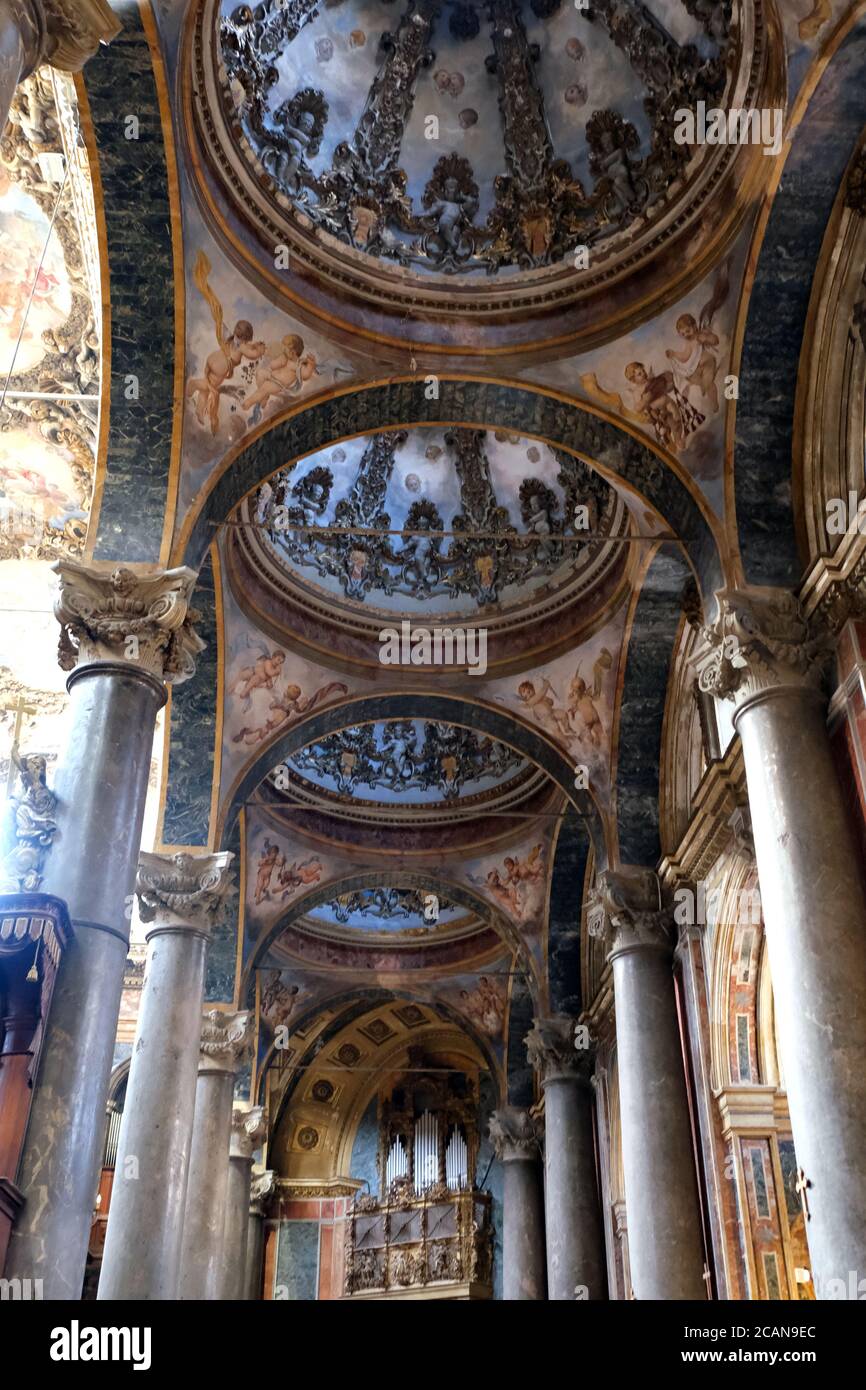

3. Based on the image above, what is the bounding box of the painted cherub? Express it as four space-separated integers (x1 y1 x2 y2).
232 678 348 747
254 837 284 904
229 649 285 712
567 671 604 747
665 313 721 414
277 855 323 898
243 334 318 425
516 677 574 743
187 318 266 436
624 361 703 454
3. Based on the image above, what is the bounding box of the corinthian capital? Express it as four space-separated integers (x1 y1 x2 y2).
249 1169 275 1217
230 1105 267 1162
53 561 205 684
40 0 122 71
587 866 672 959
695 586 831 713
488 1106 539 1162
136 851 235 933
199 1008 253 1075
525 1015 595 1085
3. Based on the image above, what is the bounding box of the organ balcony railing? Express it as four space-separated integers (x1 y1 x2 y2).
344 1183 493 1300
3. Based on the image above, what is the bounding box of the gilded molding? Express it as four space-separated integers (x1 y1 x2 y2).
53 561 205 684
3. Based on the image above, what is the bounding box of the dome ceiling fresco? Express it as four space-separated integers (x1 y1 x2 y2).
188 0 776 349
278 719 529 804
246 425 626 618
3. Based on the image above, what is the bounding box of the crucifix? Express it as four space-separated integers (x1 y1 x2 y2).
2 695 36 797
795 1167 812 1221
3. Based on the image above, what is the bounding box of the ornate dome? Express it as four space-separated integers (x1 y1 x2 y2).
230 425 629 659
187 0 780 354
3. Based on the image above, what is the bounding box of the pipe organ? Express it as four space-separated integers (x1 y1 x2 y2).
344 1050 492 1299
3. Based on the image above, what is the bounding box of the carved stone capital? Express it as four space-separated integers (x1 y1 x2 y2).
230 1104 266 1162
488 1105 539 1162
38 0 122 72
524 1015 595 1086
588 866 673 960
695 586 831 717
136 851 234 934
249 1169 275 1217
53 561 205 685
199 1008 252 1075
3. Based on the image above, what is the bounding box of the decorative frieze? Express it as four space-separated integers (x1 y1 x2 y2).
53 562 204 684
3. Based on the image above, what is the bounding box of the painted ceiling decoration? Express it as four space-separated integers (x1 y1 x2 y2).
0 68 101 561
247 424 626 619
188 0 780 349
280 719 525 802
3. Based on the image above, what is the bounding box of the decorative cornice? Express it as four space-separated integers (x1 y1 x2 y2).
39 0 122 71
716 1085 790 1138
249 1169 276 1216
230 1104 267 1162
488 1105 539 1162
800 532 866 635
694 587 831 717
658 740 750 891
587 866 672 960
53 562 205 685
136 851 234 933
199 1008 253 1075
524 1015 594 1086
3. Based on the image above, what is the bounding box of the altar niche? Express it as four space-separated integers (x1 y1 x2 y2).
344 1050 494 1300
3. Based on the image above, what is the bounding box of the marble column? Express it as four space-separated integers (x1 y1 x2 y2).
590 867 706 1300
699 585 866 1296
179 1010 252 1301
97 851 235 1301
489 1106 546 1300
221 1106 266 1300
245 1170 275 1300
525 1016 607 1300
0 0 120 133
5 562 203 1300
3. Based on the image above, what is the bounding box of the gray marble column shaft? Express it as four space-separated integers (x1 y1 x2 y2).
591 868 706 1300
97 853 234 1300
736 687 866 1292
179 1011 252 1300
220 1108 266 1300
489 1106 546 1300
6 665 164 1298
4 563 202 1300
526 1017 607 1300
700 585 866 1295
244 1170 274 1300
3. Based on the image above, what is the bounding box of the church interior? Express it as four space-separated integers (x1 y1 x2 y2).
2 0 866 1308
